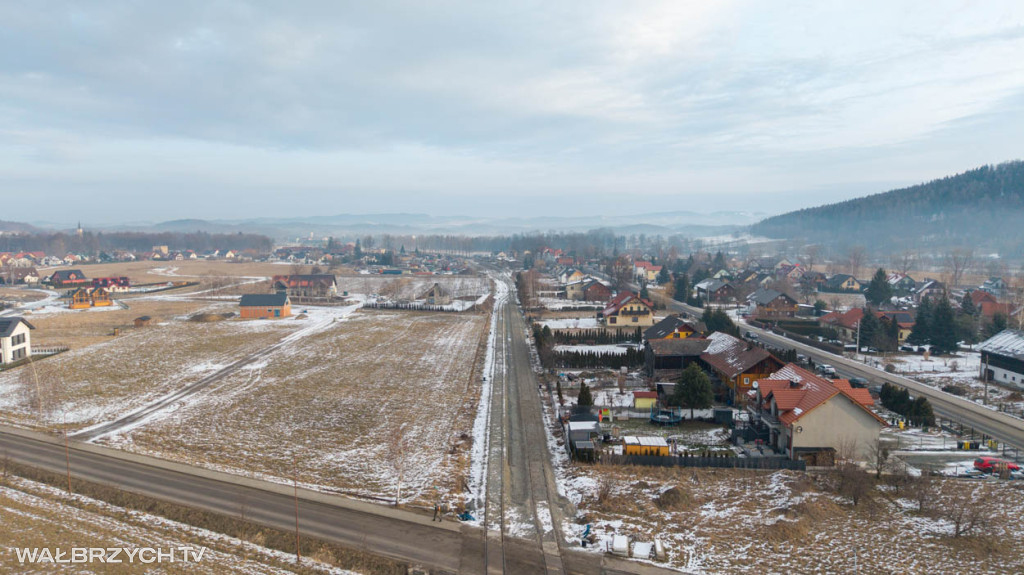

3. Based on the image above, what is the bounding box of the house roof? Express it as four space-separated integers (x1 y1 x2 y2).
240 293 290 307
272 274 337 288
830 379 875 406
50 269 87 281
824 274 857 289
0 317 34 338
759 364 886 426
644 316 706 340
603 291 653 317
694 278 728 292
418 282 452 299
979 329 1024 361
700 332 776 380
647 338 710 357
749 288 795 307
624 435 669 447
633 391 658 399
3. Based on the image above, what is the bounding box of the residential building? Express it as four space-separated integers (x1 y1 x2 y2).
749 289 798 320
886 273 917 294
49 269 89 288
822 274 862 293
694 279 735 303
239 293 292 319
92 277 131 292
271 275 338 299
700 332 784 403
69 287 113 309
748 364 885 463
818 308 865 342
623 436 670 457
979 329 1024 389
643 315 706 341
601 291 655 328
0 317 33 365
914 279 946 303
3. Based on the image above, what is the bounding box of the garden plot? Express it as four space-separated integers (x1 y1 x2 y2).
101 311 487 505
0 476 351 575
559 465 1024 574
0 308 302 432
334 275 489 301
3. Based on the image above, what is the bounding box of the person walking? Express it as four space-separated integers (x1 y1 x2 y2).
433 503 441 522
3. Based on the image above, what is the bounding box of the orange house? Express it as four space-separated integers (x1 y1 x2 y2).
68 287 113 309
239 293 292 319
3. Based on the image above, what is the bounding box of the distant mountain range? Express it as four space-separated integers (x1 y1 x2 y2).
20 211 766 240
750 161 1024 257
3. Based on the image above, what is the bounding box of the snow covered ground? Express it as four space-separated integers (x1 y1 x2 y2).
0 475 358 574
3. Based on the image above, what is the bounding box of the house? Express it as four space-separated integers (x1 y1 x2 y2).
914 279 946 303
0 266 39 285
876 311 915 344
271 275 338 299
133 316 153 328
558 268 586 285
644 338 710 380
582 280 613 303
822 274 862 293
49 269 89 288
92 277 131 293
694 279 735 303
601 291 656 328
886 273 917 294
981 277 1007 297
801 271 829 291
748 364 886 462
700 331 785 403
633 391 658 410
623 436 670 457
419 282 453 305
69 287 113 309
749 289 798 320
0 317 33 365
818 308 865 342
643 315 706 341
979 329 1024 390
239 293 292 319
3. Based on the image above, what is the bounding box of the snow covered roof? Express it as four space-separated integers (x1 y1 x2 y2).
979 329 1024 361
624 436 669 447
700 332 776 380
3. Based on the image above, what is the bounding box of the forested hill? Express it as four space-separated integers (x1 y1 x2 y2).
750 161 1024 256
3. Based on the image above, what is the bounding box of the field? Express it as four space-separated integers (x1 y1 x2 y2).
0 475 351 575
0 304 303 431
334 275 490 300
99 310 488 506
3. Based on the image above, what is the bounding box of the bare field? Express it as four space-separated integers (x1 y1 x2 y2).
23 299 210 349
0 476 346 574
0 309 302 432
564 465 1024 573
56 260 350 285
103 310 488 506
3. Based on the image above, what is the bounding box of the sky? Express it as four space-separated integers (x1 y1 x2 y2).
1 1 1023 225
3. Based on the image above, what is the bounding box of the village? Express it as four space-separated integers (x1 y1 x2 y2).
2 234 1024 573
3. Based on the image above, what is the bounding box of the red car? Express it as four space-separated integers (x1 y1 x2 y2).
974 457 1020 473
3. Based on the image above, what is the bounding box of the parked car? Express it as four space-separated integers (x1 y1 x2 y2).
974 457 1021 473
745 331 759 340
817 364 836 377
849 377 869 388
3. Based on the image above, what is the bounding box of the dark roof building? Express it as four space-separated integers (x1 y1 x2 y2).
643 316 706 340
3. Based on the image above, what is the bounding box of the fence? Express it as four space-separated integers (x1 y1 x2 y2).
601 453 806 470
363 301 477 313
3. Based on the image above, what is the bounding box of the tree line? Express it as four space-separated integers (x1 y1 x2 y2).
0 230 273 255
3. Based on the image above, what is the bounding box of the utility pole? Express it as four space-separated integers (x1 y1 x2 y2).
856 319 861 356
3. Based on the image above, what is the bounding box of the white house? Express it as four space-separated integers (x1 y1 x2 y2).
0 317 34 365
979 329 1024 389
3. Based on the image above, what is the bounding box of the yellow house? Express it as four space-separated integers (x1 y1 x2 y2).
644 316 706 340
602 291 656 328
68 287 113 309
623 436 670 457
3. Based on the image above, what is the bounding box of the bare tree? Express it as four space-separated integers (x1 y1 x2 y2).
939 483 993 538
866 438 891 479
891 251 917 276
944 249 974 288
847 246 867 277
802 244 821 272
908 471 938 513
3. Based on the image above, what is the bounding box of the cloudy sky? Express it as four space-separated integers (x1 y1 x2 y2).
2 1 1023 224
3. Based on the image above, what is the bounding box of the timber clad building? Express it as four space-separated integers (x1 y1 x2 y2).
240 293 292 319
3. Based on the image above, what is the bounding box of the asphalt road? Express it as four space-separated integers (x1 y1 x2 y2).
659 295 1024 452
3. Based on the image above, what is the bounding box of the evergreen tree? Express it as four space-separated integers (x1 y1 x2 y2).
985 313 1008 339
930 297 959 354
657 266 671 285
907 297 932 345
813 300 827 314
577 382 594 407
713 251 726 270
676 363 713 419
960 292 977 316
400 244 406 255
640 283 649 300
866 268 893 306
857 309 881 350
354 238 363 258
673 274 690 303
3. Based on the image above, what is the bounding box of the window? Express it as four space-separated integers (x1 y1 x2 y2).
609 317 616 324
11 334 25 346
632 317 639 323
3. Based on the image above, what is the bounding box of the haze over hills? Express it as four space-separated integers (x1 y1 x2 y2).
750 161 1024 258
9 211 766 241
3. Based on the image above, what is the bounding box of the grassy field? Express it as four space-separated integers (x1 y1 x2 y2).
0 307 302 432
0 475 354 574
102 310 488 506
563 464 1024 573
